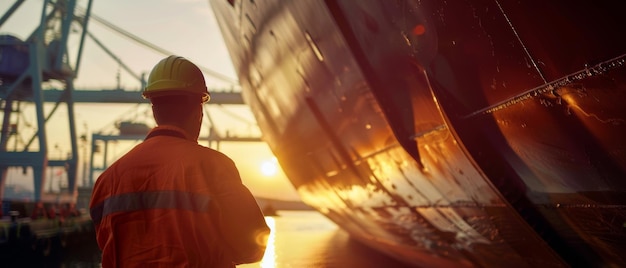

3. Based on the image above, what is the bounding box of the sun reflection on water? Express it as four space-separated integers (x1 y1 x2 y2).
259 216 276 268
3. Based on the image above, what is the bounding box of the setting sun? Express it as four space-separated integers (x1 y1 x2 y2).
260 158 279 177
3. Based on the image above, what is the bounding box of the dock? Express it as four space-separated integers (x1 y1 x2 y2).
0 211 95 264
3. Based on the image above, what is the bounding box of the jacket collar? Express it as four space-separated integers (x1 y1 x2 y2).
145 125 194 142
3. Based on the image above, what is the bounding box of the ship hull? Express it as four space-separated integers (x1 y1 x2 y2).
209 0 626 266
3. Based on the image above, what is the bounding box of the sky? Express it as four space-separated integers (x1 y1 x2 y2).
0 0 301 201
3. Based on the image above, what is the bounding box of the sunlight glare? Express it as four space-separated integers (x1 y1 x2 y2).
260 217 276 268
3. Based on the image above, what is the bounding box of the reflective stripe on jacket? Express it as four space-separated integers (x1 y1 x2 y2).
89 125 269 267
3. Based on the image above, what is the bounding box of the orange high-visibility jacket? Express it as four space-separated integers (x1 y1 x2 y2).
90 126 270 267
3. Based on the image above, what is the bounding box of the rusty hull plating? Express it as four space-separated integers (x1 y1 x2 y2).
209 0 625 267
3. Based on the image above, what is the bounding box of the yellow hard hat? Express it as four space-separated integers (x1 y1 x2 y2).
142 55 210 103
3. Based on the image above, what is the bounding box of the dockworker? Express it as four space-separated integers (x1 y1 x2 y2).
30 202 48 220
89 55 270 267
47 203 57 220
66 203 80 217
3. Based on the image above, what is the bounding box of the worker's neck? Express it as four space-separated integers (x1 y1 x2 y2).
156 124 200 142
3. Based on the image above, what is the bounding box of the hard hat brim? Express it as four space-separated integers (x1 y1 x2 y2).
142 87 211 103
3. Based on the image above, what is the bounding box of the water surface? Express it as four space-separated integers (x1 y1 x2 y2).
16 210 415 267
238 210 416 268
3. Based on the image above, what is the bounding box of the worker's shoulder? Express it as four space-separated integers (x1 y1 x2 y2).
192 143 235 161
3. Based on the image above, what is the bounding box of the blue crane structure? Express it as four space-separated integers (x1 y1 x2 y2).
0 0 256 206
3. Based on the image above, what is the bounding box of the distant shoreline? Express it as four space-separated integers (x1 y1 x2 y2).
254 196 313 211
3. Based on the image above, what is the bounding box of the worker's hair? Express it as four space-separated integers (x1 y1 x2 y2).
150 95 201 125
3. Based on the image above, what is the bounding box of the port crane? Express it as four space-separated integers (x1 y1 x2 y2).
0 0 258 205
